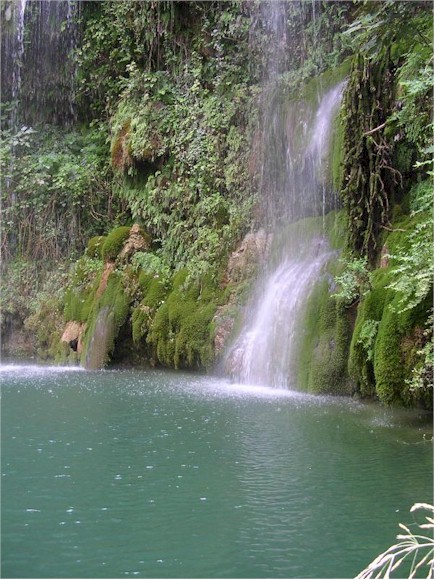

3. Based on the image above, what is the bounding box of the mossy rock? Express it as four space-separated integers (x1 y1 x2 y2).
86 236 107 259
102 226 132 261
63 267 103 323
373 292 430 406
80 271 131 369
297 277 352 395
111 119 132 171
348 272 391 397
147 271 220 370
132 275 168 345
348 210 432 406
174 302 216 369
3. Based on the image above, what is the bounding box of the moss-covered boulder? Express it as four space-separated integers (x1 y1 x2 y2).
147 270 222 370
86 236 106 259
81 271 131 369
102 226 132 261
348 210 432 407
298 276 353 396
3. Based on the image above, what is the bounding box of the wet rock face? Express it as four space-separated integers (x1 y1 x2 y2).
83 306 115 370
213 306 235 358
225 229 272 284
223 340 246 381
212 229 272 361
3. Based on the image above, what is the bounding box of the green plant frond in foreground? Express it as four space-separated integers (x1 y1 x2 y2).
356 504 434 579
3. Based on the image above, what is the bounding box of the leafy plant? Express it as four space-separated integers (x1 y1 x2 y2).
1 123 120 262
131 252 170 284
387 181 433 313
333 257 370 306
357 319 380 363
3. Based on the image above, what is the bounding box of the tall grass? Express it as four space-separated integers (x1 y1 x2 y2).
356 504 434 579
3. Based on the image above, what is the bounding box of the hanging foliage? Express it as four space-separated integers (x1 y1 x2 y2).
340 49 399 261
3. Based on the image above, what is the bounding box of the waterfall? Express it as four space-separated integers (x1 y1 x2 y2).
0 0 27 131
1 0 79 261
225 3 344 389
227 241 335 388
1 0 79 128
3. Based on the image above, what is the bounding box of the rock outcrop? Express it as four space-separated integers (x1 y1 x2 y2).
213 229 272 359
61 321 86 353
224 229 272 284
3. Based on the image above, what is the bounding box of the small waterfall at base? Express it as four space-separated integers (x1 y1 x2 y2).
228 241 334 388
224 2 345 390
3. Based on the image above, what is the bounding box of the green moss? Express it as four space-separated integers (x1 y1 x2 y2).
325 209 348 251
373 290 430 406
86 236 107 259
102 226 132 260
174 302 216 368
111 119 132 171
297 277 352 395
63 264 103 323
348 273 391 397
80 271 131 369
147 272 220 370
291 59 351 109
331 108 345 191
131 275 168 345
348 209 432 406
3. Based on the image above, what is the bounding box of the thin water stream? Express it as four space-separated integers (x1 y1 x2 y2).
1 365 433 579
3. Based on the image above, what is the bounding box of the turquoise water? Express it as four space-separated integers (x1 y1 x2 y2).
1 365 433 579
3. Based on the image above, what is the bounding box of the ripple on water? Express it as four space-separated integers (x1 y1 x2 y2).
1 365 433 580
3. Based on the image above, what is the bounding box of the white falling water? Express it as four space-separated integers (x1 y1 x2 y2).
1 0 80 128
10 0 27 130
225 79 344 389
308 82 345 160
228 241 334 388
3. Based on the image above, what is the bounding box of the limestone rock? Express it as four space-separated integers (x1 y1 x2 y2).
119 224 151 261
225 229 272 284
213 306 235 357
61 321 86 353
96 262 115 299
212 229 272 359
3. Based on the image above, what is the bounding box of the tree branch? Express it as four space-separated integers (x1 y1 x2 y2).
363 122 386 136
380 224 406 233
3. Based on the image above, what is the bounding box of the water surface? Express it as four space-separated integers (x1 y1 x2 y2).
1 365 433 578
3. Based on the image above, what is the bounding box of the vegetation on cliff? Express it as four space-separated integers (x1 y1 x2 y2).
334 2 433 406
1 1 432 408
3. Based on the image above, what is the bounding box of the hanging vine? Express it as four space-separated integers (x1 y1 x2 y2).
340 48 400 261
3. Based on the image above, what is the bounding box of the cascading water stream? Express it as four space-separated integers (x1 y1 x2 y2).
225 3 344 389
1 0 27 131
228 241 335 388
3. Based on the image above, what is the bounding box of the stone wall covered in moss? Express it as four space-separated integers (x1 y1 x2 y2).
61 223 228 370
